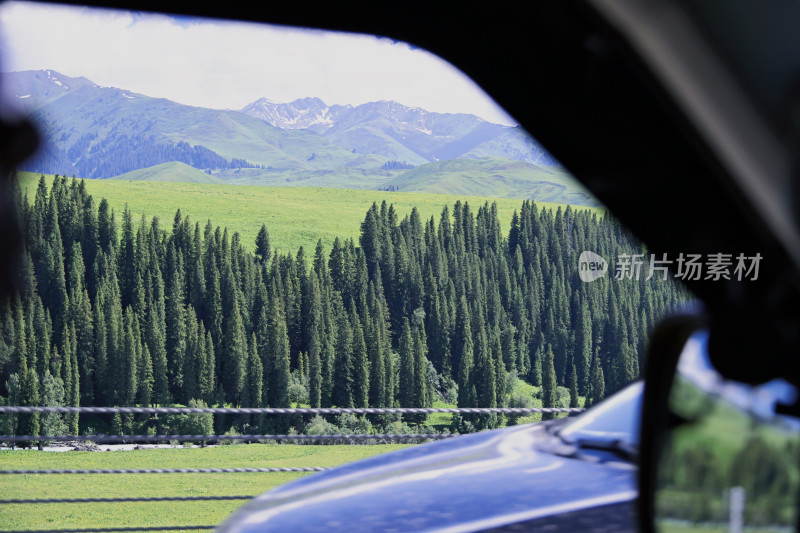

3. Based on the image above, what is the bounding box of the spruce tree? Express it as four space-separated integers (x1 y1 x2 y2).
4 374 21 438
31 297 52 385
204 262 223 372
97 199 116 255
244 333 263 408
541 345 557 420
165 247 187 400
182 309 202 404
121 310 139 407
266 282 290 408
576 299 593 395
308 327 322 408
255 224 271 265
67 333 79 433
332 303 354 408
397 318 414 407
366 314 386 408
146 300 169 405
454 298 474 407
222 289 247 406
92 295 108 406
118 205 136 308
413 323 430 408
351 305 369 408
59 324 78 431
589 351 606 406
474 327 495 408
201 332 216 406
569 363 580 408
137 343 154 407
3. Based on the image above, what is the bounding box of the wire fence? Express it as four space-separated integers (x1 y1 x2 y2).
1 433 455 444
0 405 582 415
0 526 217 533
0 496 256 504
0 467 329 475
0 404 583 533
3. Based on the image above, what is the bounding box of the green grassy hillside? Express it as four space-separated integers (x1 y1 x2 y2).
213 165 403 189
110 161 226 184
385 157 600 207
18 172 602 255
206 157 596 207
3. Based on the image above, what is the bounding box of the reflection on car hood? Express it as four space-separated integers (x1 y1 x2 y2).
218 424 637 533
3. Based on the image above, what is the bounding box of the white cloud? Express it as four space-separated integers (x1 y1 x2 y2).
0 1 517 125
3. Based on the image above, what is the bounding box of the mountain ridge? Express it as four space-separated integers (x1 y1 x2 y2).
7 69 589 204
240 96 558 166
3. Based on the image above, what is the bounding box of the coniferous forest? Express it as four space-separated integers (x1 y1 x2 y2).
0 174 686 437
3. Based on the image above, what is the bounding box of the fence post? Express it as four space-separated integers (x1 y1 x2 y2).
729 486 745 533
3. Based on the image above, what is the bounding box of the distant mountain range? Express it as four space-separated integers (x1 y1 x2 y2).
5 69 597 205
242 97 558 167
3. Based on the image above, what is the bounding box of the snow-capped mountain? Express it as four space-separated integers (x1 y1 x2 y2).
242 97 352 134
2 69 99 111
241 97 557 166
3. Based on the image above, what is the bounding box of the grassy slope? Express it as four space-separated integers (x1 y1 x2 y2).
0 444 408 532
214 165 403 189
160 107 361 170
19 172 602 255
384 157 600 207
212 157 598 207
109 161 226 184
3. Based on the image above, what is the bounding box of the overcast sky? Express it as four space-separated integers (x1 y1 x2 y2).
0 1 517 125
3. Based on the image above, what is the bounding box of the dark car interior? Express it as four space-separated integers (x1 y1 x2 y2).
2 0 800 531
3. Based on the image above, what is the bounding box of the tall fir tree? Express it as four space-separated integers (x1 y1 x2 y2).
397 318 415 408
266 281 290 408
332 302 354 408
588 350 606 406
164 246 187 401
541 345 557 421
350 304 369 408
569 363 580 408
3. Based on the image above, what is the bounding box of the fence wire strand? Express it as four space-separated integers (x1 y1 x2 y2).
0 467 328 475
0 405 583 415
0 495 255 504
0 433 454 444
0 527 215 533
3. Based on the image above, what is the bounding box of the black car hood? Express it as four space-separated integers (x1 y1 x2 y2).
218 424 636 533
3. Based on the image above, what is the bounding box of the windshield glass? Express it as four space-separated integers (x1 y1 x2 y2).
0 2 691 531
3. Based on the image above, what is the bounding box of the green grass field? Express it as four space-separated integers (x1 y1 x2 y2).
17 172 602 255
110 161 226 184
658 522 792 533
0 443 409 532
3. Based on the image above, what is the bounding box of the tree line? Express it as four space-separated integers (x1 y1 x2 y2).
0 174 686 437
22 134 257 178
